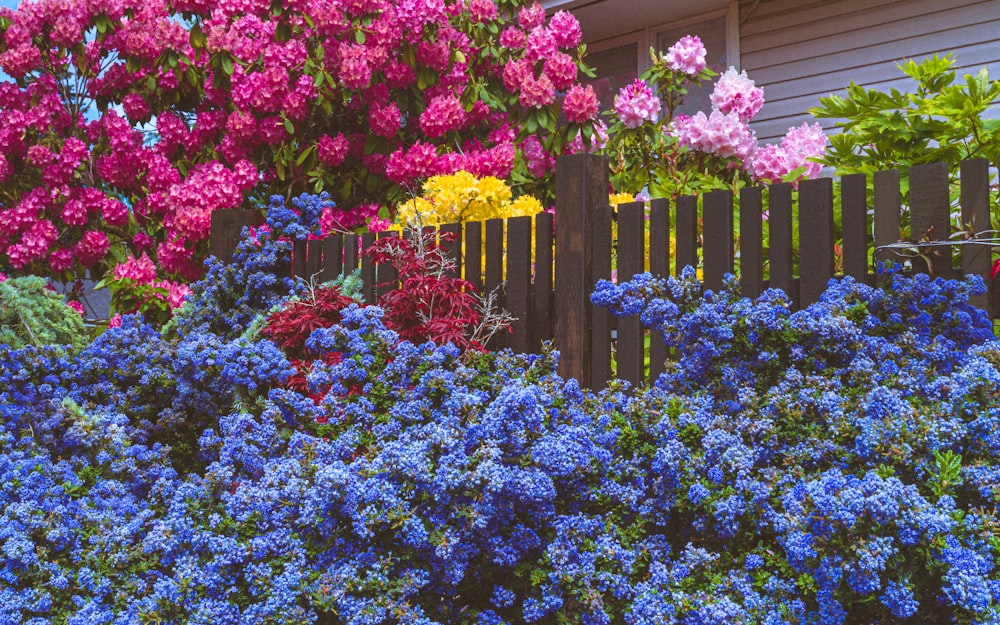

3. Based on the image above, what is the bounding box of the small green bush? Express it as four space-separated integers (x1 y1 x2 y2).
0 276 86 349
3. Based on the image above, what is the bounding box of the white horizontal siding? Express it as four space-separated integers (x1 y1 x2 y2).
740 0 1000 142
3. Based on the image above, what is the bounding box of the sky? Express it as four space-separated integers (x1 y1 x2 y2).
0 0 16 9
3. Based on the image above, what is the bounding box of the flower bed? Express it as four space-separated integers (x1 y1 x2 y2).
2 204 1000 624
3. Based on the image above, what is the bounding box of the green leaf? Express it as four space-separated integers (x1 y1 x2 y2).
220 54 235 76
283 117 295 134
189 23 206 50
355 29 366 44
296 144 316 166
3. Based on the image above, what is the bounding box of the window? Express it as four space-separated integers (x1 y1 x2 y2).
585 42 638 111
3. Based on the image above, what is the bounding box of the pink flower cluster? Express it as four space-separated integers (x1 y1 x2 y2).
0 0 594 309
497 4 587 114
563 84 599 124
672 111 758 163
615 79 661 128
711 68 765 121
752 123 828 184
664 35 707 77
113 252 191 308
665 64 770 166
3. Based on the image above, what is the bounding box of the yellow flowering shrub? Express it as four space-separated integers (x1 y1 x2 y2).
394 171 544 229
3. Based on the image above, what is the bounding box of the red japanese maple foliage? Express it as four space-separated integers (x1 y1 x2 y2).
261 285 356 396
365 232 496 350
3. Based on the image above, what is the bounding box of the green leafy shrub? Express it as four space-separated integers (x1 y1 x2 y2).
811 53 1000 224
0 275 86 349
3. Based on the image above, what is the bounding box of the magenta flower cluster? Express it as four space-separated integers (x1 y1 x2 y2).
0 0 595 305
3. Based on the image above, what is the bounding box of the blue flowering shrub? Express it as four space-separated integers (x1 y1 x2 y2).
2 190 1000 624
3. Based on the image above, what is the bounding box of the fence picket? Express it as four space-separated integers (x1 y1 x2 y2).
209 209 262 264
703 190 734 292
873 169 902 284
533 212 555 351
910 162 952 278
440 223 462 279
292 239 307 279
360 233 376 302
376 231 398 297
675 195 698 276
466 221 483 293
307 238 322 280
485 218 505 349
961 158 992 312
769 183 794 303
798 177 835 306
648 198 670 378
617 201 645 386
841 173 868 283
740 187 763 300
591 201 613 389
506 216 532 354
343 234 359 276
320 236 342 282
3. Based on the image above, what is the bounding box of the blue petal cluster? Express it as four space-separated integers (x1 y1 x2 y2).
3 234 1000 623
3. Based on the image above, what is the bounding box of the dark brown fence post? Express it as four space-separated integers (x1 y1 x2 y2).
841 173 869 283
376 231 399 297
360 232 377 302
960 158 991 312
465 221 483 293
484 218 505 350
648 198 670 380
740 187 763 300
702 190 734 292
798 177 835 306
532 212 555 351
554 153 609 385
873 169 902 283
675 196 699 276
910 163 952 278
506 216 532 354
616 201 645 386
320 236 343 282
590 196 613 389
293 239 307 279
768 183 795 303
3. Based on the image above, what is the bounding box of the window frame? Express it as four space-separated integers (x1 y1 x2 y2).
584 2 740 75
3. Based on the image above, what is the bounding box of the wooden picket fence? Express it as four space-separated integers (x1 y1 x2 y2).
210 153 999 389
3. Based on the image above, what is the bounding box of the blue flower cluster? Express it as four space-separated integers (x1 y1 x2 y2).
3 224 1000 624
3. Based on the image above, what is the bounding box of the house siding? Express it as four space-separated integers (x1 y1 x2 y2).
739 0 1000 142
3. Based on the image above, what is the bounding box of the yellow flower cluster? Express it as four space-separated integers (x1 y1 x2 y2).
394 171 544 229
609 192 635 207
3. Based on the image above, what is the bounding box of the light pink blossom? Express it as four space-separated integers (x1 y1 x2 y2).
664 35 707 76
711 68 765 121
672 110 757 162
615 79 661 128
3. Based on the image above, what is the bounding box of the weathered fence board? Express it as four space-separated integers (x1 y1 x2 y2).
648 198 671 379
841 173 868 282
740 186 763 300
617 201 645 386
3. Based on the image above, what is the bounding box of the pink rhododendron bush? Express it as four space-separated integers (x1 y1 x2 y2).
0 0 596 294
604 36 827 198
